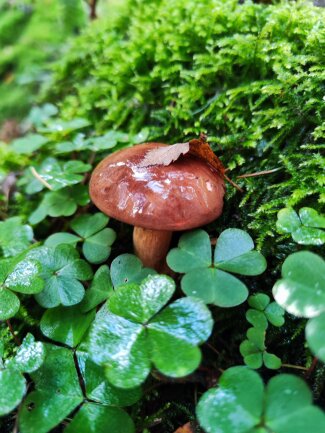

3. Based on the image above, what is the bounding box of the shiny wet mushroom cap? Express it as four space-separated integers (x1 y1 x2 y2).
89 143 225 271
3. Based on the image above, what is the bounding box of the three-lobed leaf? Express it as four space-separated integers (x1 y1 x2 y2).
88 275 213 388
197 367 325 433
167 229 266 308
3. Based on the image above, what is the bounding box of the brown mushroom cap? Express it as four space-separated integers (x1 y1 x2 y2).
89 143 225 231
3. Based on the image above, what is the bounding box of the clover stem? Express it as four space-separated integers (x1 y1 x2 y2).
133 226 172 272
6 319 21 346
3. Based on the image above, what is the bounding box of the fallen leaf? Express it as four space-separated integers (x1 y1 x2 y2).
1 172 17 201
174 422 195 433
139 135 242 191
139 135 225 176
138 141 190 167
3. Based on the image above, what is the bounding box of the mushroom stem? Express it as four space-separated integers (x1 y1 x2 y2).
133 227 172 272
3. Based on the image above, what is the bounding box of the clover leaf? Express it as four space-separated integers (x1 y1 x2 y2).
247 294 285 328
0 217 33 257
88 274 213 388
167 229 266 307
55 130 129 153
12 134 49 154
38 118 90 136
273 251 325 318
110 253 156 288
76 347 142 407
22 157 91 194
29 184 89 225
0 365 26 416
80 265 113 313
64 404 135 433
0 257 44 320
273 251 325 363
9 333 45 373
277 207 325 245
18 343 137 433
40 305 96 347
196 366 325 433
27 244 93 308
19 344 84 433
0 334 44 417
45 213 116 264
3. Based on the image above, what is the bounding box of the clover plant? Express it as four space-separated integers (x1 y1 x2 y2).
277 207 325 245
0 217 33 257
240 293 284 369
26 244 93 308
45 213 116 264
0 334 45 416
0 255 43 320
273 251 325 363
87 274 213 388
167 229 266 307
18 343 137 433
197 366 325 433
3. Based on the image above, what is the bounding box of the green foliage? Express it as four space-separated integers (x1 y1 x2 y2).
277 207 325 245
27 244 93 308
0 334 45 416
48 0 325 243
167 229 266 307
1 1 325 432
273 251 325 362
18 342 137 433
0 256 44 320
240 293 283 369
46 213 116 264
0 0 87 121
197 366 325 433
88 274 213 388
0 217 33 257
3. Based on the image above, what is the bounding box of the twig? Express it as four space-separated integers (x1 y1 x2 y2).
89 0 98 20
224 173 243 192
282 363 308 371
237 167 282 179
30 167 53 190
6 319 21 346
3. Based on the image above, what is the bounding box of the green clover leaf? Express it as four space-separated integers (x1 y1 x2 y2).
76 347 142 407
167 229 266 307
273 251 325 318
273 251 325 363
38 118 90 136
18 343 137 433
277 207 325 245
40 305 96 347
0 257 44 320
64 403 135 433
0 217 33 257
29 184 89 225
197 367 325 433
22 157 91 194
0 366 26 417
9 333 45 374
247 294 285 328
12 134 49 154
0 334 44 417
18 344 84 433
27 244 93 308
110 254 156 288
80 265 113 313
55 130 129 153
45 213 116 264
88 274 213 388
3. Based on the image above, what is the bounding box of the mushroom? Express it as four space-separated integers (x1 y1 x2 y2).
89 143 225 271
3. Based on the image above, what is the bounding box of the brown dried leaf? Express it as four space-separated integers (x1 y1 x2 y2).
188 137 225 177
138 142 190 167
174 422 195 433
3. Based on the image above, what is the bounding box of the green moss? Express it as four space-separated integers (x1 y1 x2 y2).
47 0 325 248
